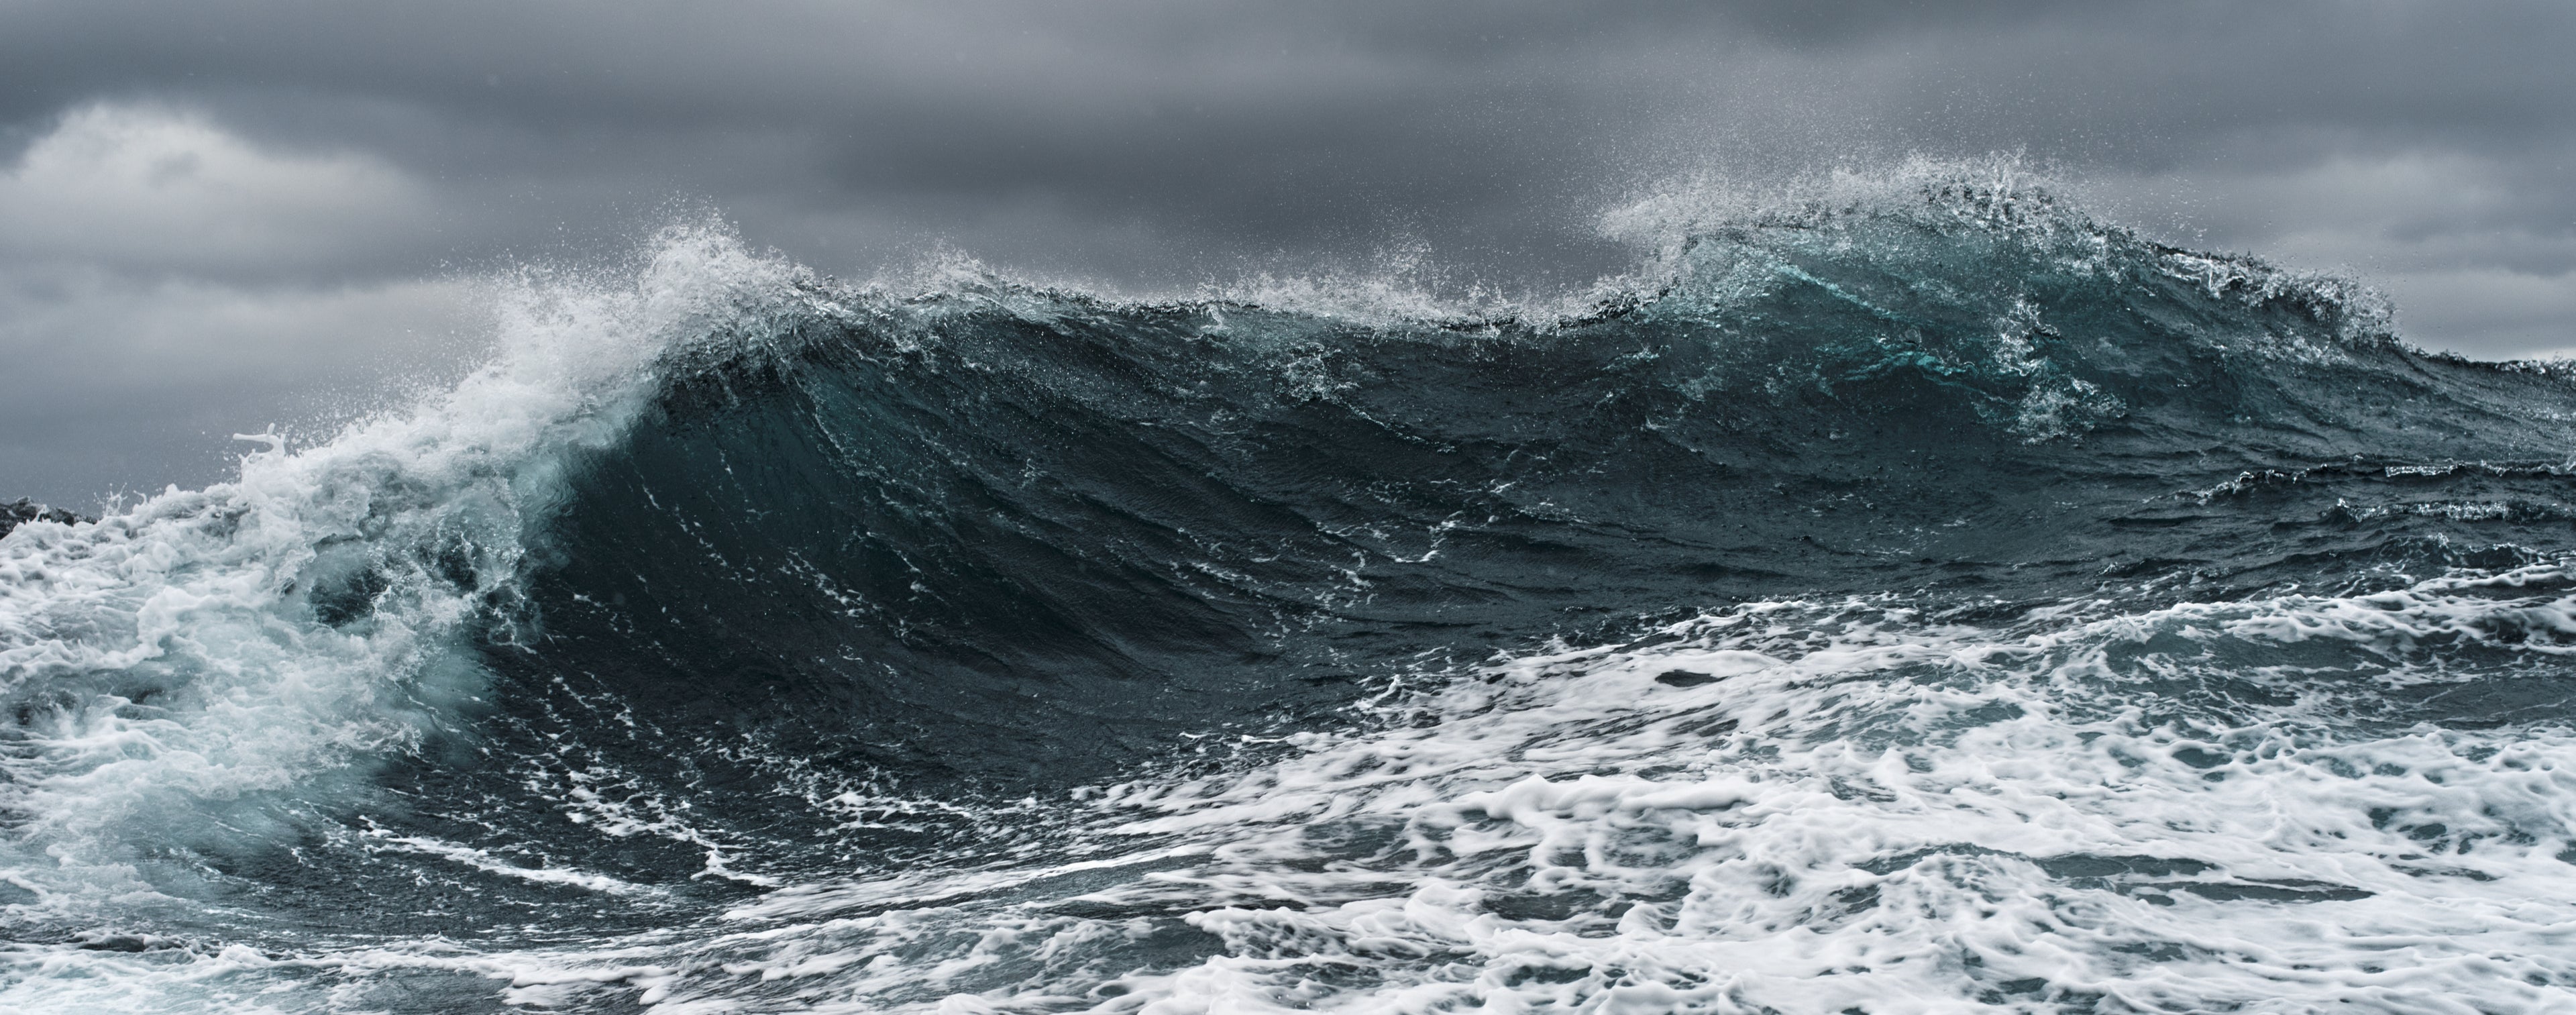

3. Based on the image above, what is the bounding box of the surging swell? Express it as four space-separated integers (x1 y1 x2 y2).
4 162 2576 1012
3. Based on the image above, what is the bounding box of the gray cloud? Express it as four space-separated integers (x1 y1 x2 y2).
1 1 2571 505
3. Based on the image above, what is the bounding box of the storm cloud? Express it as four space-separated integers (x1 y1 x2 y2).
3 1 2572 504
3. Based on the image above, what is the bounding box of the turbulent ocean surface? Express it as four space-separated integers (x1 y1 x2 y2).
9 168 2576 1013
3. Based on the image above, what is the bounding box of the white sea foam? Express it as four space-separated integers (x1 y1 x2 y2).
364 831 646 896
945 578 2576 1014
46 566 2546 1014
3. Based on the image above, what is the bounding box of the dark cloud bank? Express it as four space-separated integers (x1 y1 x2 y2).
2 1 2571 506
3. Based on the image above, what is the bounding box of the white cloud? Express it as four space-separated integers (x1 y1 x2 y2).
0 105 480 503
0 103 431 274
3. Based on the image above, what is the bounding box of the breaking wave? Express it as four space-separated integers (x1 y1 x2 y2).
7 163 2576 1013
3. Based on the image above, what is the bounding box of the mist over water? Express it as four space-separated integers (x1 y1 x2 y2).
7 164 2576 1013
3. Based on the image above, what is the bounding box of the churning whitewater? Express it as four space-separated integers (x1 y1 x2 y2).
8 166 2576 1014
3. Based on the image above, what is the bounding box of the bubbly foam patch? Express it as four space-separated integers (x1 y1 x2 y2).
17 568 2557 1012
973 576 2576 1013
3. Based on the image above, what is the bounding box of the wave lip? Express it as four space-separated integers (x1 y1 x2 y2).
0 224 805 910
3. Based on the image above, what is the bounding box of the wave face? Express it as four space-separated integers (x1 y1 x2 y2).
9 172 2576 1012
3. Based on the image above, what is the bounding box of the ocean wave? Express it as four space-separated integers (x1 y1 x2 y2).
7 164 2576 1012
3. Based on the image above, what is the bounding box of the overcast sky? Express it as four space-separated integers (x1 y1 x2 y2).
3 1 2572 507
